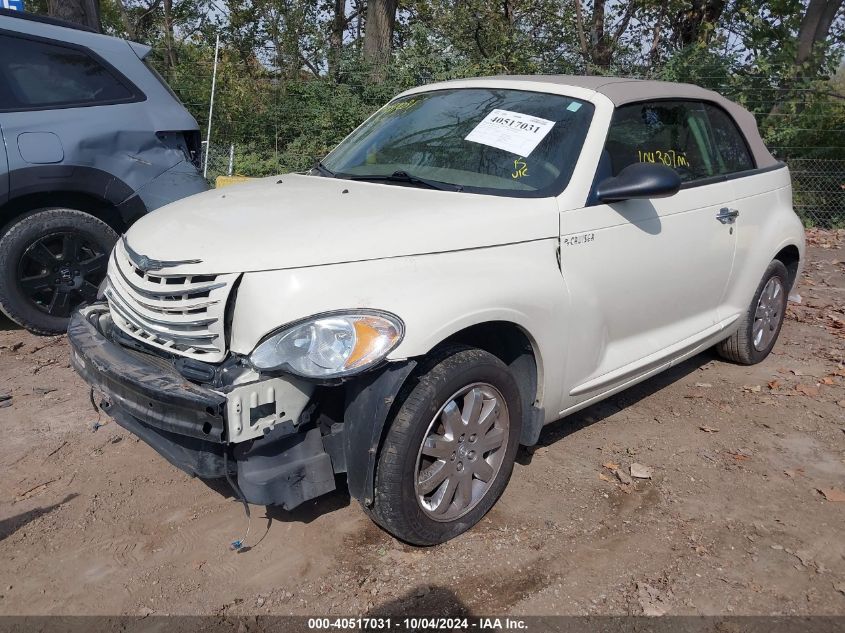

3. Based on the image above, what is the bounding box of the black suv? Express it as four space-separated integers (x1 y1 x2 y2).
0 9 208 334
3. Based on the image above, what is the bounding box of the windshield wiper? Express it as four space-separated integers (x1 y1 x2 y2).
345 170 461 191
312 161 336 178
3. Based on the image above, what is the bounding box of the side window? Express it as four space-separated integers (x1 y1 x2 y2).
604 100 721 183
0 34 135 110
704 104 755 173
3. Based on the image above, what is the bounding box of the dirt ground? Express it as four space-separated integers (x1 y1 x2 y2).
0 232 844 618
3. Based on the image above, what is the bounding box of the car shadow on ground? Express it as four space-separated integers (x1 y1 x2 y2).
366 586 470 617
518 349 719 466
0 314 22 332
202 474 352 551
0 493 79 542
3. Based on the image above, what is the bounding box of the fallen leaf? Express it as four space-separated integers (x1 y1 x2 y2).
598 473 614 483
821 377 836 385
767 379 781 390
699 425 720 433
831 367 845 377
602 462 620 471
727 450 752 461
818 488 845 502
742 385 762 393
795 384 820 397
631 463 653 479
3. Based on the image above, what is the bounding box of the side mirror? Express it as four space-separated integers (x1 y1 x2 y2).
595 162 682 203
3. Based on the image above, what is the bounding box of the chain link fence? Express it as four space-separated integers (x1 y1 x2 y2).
788 159 845 228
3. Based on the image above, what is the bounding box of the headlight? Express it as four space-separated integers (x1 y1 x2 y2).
249 311 404 378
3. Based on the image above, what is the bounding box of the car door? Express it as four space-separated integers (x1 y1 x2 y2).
558 99 737 410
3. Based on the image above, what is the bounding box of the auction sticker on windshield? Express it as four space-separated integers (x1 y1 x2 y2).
465 109 556 156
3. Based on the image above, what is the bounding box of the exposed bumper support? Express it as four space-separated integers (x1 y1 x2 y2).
68 308 227 441
68 307 337 509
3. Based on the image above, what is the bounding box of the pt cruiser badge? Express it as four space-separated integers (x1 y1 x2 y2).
69 76 805 545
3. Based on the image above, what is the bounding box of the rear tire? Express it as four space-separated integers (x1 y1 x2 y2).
0 209 117 335
717 259 789 365
369 347 522 545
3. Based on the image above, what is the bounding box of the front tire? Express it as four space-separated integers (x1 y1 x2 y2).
717 259 789 365
370 347 523 545
0 209 118 335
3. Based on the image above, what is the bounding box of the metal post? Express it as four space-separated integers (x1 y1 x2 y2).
203 34 220 179
227 143 234 177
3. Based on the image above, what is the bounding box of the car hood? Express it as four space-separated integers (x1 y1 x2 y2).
123 173 559 274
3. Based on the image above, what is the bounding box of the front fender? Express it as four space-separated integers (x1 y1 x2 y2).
229 239 569 419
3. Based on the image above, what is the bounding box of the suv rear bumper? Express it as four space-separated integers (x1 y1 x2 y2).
68 308 337 508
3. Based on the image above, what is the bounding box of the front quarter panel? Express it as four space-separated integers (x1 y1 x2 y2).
229 238 568 415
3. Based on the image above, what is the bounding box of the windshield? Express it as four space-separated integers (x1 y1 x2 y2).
321 88 595 197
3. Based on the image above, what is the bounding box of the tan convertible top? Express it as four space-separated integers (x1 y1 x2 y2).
463 75 778 169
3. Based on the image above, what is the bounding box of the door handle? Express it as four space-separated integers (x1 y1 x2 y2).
716 207 739 224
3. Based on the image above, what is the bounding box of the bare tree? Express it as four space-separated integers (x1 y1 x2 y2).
363 0 398 66
47 0 102 32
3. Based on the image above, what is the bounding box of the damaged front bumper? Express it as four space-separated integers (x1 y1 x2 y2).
67 306 339 509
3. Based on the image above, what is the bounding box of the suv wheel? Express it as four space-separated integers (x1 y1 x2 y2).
717 259 789 365
0 209 118 335
370 347 522 545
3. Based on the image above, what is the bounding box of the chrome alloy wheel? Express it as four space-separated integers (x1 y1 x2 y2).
753 277 784 351
414 383 510 521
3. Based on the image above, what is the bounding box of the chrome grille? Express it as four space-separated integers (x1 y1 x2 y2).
105 239 237 362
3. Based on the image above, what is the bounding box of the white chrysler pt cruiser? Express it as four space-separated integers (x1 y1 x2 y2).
69 76 805 545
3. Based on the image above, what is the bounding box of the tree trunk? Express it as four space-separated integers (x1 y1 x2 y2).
672 0 727 48
329 0 346 74
769 0 844 117
47 0 102 32
363 0 398 67
113 0 136 39
795 0 844 67
162 0 177 67
572 0 589 65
